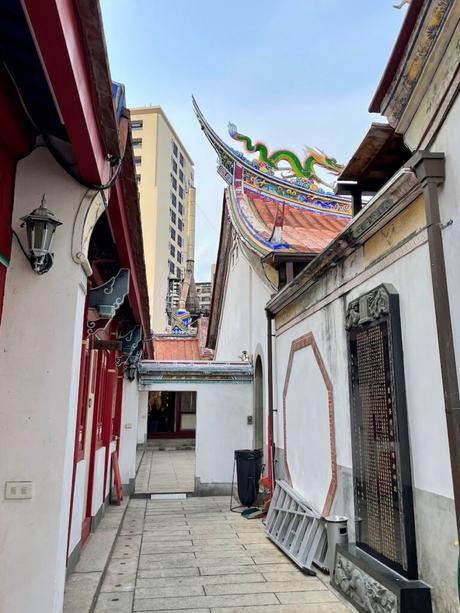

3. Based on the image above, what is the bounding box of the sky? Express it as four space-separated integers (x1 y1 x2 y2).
100 1 407 281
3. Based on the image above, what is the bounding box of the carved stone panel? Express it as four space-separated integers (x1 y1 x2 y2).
334 551 397 613
346 284 417 579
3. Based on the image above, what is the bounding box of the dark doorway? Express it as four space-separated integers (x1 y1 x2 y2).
254 356 264 450
147 391 196 439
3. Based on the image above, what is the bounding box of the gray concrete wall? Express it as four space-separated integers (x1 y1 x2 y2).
413 488 458 613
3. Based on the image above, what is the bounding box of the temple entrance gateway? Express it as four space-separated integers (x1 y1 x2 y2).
147 390 196 439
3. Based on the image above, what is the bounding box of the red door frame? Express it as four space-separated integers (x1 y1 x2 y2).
81 347 99 546
67 295 90 559
84 348 108 529
102 350 117 499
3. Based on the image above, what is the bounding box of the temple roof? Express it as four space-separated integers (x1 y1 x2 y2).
193 98 351 257
153 337 204 361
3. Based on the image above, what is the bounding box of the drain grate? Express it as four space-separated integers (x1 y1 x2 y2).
265 480 326 575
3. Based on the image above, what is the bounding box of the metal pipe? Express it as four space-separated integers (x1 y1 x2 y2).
410 151 460 543
266 308 276 488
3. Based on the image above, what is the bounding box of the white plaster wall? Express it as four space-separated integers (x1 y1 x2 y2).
275 301 352 472
214 247 271 460
430 94 460 419
0 148 89 613
119 379 139 486
68 459 86 556
91 446 106 515
285 344 332 513
137 390 149 445
139 381 252 485
275 241 451 503
196 383 252 485
214 247 251 361
215 248 271 365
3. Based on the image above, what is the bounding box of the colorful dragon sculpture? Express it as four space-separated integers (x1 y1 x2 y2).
228 122 344 188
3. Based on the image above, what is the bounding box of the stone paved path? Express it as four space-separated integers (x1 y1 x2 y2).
94 496 354 612
135 448 195 494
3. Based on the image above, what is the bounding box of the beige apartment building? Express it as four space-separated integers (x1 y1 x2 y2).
131 107 194 331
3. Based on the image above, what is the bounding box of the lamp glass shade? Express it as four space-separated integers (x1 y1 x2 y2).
21 199 62 261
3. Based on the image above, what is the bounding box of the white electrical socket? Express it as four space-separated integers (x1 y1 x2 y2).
5 481 33 500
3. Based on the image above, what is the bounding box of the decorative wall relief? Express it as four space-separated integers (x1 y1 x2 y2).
334 552 397 613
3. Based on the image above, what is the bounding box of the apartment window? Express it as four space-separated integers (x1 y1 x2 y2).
170 174 177 190
177 267 182 279
178 219 183 232
133 138 142 148
190 169 194 182
170 227 176 240
178 202 184 216
179 152 184 167
171 158 178 173
177 234 183 248
171 193 177 208
179 169 184 183
134 156 141 165
177 251 182 264
170 210 176 224
178 186 184 200
169 260 175 275
172 141 178 157
169 243 175 258
131 120 143 130
136 174 141 184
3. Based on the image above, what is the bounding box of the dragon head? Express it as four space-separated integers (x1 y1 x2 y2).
304 146 344 175
325 157 344 175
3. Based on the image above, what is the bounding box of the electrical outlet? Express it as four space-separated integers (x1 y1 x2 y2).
247 415 253 425
5 481 33 500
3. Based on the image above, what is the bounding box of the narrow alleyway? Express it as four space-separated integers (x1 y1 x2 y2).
92 495 353 611
135 443 196 495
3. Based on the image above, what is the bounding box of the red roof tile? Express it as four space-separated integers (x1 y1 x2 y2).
153 337 204 361
249 193 349 253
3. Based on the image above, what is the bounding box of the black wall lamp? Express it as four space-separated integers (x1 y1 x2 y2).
18 195 62 274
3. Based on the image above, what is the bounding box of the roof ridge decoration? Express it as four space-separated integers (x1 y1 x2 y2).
193 97 351 257
228 123 344 189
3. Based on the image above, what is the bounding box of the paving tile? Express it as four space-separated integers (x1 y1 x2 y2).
138 553 198 569
136 572 265 589
198 563 290 576
205 579 325 595
133 593 278 611
277 590 340 604
210 605 351 613
105 557 139 574
262 571 318 582
74 530 119 573
192 555 255 566
193 547 247 558
135 584 205 598
138 567 200 579
63 571 101 613
100 571 136 593
93 591 134 612
93 461 353 613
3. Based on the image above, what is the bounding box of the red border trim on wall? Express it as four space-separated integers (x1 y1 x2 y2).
282 332 337 516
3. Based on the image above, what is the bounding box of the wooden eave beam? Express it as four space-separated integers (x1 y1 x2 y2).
23 0 110 185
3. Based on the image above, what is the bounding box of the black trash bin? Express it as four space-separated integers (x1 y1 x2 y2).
234 449 263 507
